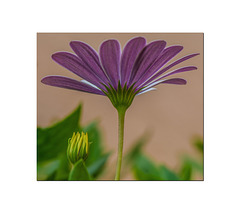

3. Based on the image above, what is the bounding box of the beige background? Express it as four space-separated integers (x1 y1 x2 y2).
37 33 203 180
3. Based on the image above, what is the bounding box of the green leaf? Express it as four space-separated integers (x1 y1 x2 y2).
46 171 57 181
132 153 180 181
126 134 179 180
158 165 180 180
179 161 193 180
179 156 203 180
37 104 110 180
37 159 60 180
83 122 110 178
68 159 91 181
37 151 71 181
125 134 149 163
83 122 103 165
184 156 203 173
54 154 71 180
87 153 110 178
193 137 203 154
132 154 162 180
37 104 82 162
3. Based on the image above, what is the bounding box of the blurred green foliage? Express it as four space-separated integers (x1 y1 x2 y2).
37 104 203 181
125 135 203 180
37 104 110 181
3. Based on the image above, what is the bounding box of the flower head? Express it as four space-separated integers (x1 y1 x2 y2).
42 37 199 111
67 132 89 164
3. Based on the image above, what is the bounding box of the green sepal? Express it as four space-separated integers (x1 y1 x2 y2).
100 81 143 111
68 159 92 181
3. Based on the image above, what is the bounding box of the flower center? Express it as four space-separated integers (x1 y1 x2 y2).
101 82 143 111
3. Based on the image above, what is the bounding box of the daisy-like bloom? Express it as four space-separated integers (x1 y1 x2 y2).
41 37 199 180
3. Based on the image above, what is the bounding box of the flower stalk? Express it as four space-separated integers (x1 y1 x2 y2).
115 107 126 180
101 82 140 180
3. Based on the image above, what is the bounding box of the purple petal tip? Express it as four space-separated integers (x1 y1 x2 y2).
162 78 187 85
41 76 51 85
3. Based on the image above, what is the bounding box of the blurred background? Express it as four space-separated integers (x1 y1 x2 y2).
37 33 203 180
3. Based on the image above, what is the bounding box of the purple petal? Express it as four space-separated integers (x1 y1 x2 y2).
52 52 105 90
70 41 109 85
152 66 197 83
41 76 105 95
120 37 146 86
128 40 166 86
100 39 121 89
160 78 187 85
145 78 187 90
141 77 187 91
137 87 156 96
142 53 199 87
136 45 183 87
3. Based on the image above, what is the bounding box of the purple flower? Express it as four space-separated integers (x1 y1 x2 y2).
42 37 199 110
41 36 200 180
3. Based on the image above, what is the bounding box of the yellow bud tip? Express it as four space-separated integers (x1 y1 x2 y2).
67 131 90 164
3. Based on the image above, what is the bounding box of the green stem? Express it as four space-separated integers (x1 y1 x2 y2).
115 107 126 180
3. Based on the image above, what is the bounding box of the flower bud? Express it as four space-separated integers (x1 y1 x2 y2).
67 132 89 164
